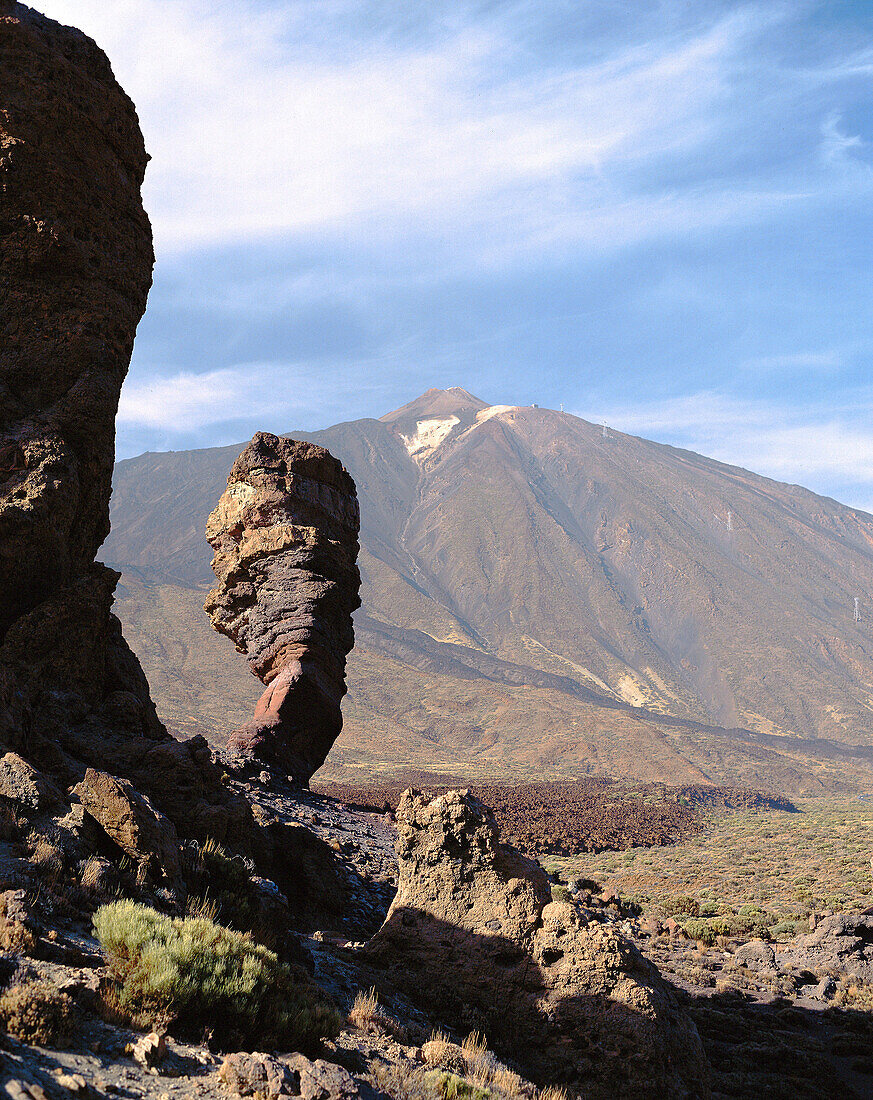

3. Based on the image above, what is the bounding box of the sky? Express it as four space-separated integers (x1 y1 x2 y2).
39 0 873 511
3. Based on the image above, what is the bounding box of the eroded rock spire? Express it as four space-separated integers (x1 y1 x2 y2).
205 432 361 782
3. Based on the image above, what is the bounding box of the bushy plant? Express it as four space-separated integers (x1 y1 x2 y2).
683 917 716 946
671 896 700 916
189 838 261 933
93 901 341 1051
768 919 798 939
424 1070 490 1100
0 980 75 1046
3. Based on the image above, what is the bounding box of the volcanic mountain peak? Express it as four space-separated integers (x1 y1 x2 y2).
379 387 489 425
382 389 529 462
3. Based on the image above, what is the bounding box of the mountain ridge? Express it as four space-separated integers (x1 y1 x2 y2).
104 389 873 793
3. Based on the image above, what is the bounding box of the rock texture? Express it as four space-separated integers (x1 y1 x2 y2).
778 911 873 984
0 4 265 860
71 769 182 885
205 432 361 783
365 789 710 1100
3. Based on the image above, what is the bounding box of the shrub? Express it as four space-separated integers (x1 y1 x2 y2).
768 919 798 939
93 901 341 1051
709 916 734 938
349 986 380 1029
671 896 700 917
424 1070 490 1100
190 839 260 933
0 980 75 1046
683 918 716 946
550 886 571 904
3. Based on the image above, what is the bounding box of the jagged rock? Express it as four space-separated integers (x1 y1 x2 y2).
365 790 710 1100
220 1053 300 1099
205 433 361 783
0 753 63 812
285 1056 360 1100
0 4 265 859
778 911 873 984
131 1031 166 1071
72 770 181 884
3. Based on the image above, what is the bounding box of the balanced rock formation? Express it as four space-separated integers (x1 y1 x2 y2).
205 432 361 783
0 4 256 852
365 790 710 1100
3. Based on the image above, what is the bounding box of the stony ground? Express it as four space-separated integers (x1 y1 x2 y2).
3 783 873 1100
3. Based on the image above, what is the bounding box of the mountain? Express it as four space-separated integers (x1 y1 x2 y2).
104 388 873 793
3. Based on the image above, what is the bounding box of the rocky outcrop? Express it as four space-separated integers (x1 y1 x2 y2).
778 911 873 984
71 769 182 885
205 433 361 783
0 4 262 857
365 789 710 1100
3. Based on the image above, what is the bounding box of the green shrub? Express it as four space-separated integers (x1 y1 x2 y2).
0 980 75 1046
189 838 261 933
709 916 734 938
768 919 798 939
550 886 571 903
683 918 716 946
425 1071 490 1100
93 901 341 1051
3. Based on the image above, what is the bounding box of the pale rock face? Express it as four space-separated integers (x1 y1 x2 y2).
205 432 361 782
365 789 710 1100
400 417 460 462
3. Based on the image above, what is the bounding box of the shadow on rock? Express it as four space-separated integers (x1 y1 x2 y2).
362 789 710 1100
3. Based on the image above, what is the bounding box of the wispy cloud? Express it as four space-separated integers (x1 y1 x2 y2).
37 0 866 257
116 359 396 433
589 391 873 506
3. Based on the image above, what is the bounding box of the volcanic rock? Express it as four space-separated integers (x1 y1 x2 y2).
71 769 182 884
729 939 777 975
365 789 710 1100
205 432 361 783
0 4 264 855
778 911 873 984
0 753 63 813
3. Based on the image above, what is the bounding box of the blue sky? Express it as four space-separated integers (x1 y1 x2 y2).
41 0 873 510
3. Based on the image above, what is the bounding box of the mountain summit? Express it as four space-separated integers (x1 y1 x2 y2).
105 391 873 793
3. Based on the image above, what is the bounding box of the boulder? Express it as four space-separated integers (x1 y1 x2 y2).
72 769 181 884
205 433 361 783
365 790 710 1100
730 940 777 974
778 911 873 984
221 1053 300 1099
0 753 63 812
285 1056 360 1100
219 1054 360 1100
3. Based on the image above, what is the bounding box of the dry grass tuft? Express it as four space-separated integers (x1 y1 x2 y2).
538 1087 569 1100
349 986 380 1029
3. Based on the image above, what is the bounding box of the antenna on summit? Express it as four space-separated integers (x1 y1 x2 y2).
855 598 861 623
601 421 609 440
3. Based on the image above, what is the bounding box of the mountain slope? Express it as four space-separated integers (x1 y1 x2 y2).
104 389 873 792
